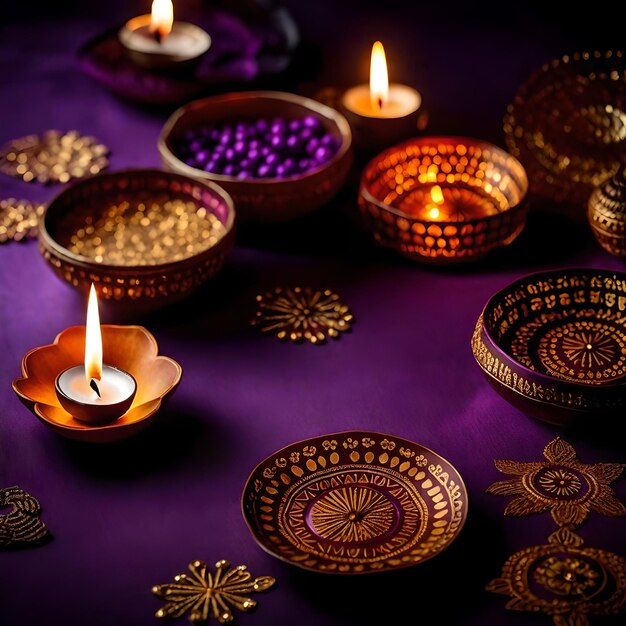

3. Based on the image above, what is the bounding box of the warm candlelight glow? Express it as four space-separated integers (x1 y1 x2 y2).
431 185 445 205
370 41 389 111
150 0 174 38
85 284 103 382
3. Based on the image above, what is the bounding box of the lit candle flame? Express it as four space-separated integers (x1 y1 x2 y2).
428 186 445 219
150 0 174 39
370 41 389 111
85 284 103 383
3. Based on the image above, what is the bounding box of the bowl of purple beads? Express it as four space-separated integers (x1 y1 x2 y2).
158 91 353 222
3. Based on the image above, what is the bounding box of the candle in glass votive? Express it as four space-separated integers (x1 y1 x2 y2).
341 41 424 151
118 0 211 70
55 285 136 424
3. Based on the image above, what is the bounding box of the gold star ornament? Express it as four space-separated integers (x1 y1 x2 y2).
487 437 626 528
152 559 275 624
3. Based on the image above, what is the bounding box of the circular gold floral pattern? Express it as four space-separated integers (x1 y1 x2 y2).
537 320 626 384
242 431 467 574
309 486 397 543
534 556 601 598
251 287 353 344
488 528 626 624
487 437 626 527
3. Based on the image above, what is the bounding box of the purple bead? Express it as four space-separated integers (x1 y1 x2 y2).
213 144 226 155
320 134 338 148
265 152 279 166
298 158 311 172
270 135 284 150
247 149 260 163
195 150 210 165
239 158 251 170
270 118 286 134
283 157 295 170
219 132 233 145
233 140 246 154
286 135 301 153
288 119 302 132
204 160 217 172
209 128 221 142
255 119 269 133
261 146 271 157
249 139 261 151
190 139 203 152
237 170 251 180
235 122 247 134
224 148 236 161
305 137 320 155
315 146 333 163
223 164 238 176
302 115 321 131
299 127 313 143
256 164 274 178
184 157 197 167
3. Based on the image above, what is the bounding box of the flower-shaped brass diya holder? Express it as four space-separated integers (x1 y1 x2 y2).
505 50 626 204
12 325 182 443
358 137 528 263
38 169 235 315
472 268 626 426
242 431 467 574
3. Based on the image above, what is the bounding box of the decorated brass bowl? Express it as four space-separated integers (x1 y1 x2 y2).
158 91 353 223
39 169 235 315
587 165 626 256
358 137 528 264
12 325 182 443
505 50 626 204
242 431 468 575
472 269 626 426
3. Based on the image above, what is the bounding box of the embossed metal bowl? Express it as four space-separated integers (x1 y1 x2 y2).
472 269 626 426
505 50 626 204
587 165 626 256
158 91 353 222
39 169 235 315
242 431 468 575
358 137 528 264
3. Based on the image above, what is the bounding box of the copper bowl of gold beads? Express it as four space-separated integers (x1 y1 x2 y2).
358 137 529 264
505 50 626 204
158 91 353 223
38 169 235 314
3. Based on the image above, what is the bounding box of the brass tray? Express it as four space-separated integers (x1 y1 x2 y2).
242 431 468 574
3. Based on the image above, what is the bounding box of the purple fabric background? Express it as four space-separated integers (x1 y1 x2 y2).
1 2 625 625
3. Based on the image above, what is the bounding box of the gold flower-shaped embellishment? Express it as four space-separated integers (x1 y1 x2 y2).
322 439 337 451
342 437 358 449
289 452 300 463
302 446 316 457
534 556 599 596
487 437 626 527
274 458 287 468
399 447 415 459
361 437 375 448
153 559 275 624
251 287 353 344
262 467 276 479
380 439 396 451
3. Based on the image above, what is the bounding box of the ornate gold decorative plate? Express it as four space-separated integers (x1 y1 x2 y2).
488 527 626 626
242 431 468 574
0 486 50 549
251 287 353 344
0 198 46 243
0 130 109 184
152 559 275 625
487 437 626 528
504 50 626 203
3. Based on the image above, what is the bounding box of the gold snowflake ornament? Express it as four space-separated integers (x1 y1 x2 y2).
487 437 626 528
152 559 275 624
251 287 353 344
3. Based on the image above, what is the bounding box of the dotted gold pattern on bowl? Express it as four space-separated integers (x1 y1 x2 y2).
504 50 626 203
242 432 467 574
0 198 46 243
358 138 528 263
588 166 626 256
0 130 109 184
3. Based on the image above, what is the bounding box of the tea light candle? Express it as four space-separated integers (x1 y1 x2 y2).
406 184 500 222
341 41 424 150
118 0 211 70
55 285 136 424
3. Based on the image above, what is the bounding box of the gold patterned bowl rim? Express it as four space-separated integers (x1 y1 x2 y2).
359 135 529 223
158 90 353 186
38 168 236 272
241 429 469 575
479 267 626 391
